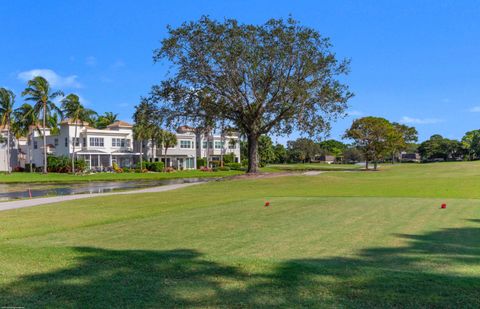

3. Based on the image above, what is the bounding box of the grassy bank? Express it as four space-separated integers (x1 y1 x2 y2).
1 161 480 307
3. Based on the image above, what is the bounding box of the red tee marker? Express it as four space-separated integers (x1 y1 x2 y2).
441 203 447 209
264 201 270 207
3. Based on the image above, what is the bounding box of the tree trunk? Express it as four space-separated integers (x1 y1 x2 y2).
151 138 155 162
365 160 369 170
392 152 395 164
139 141 143 171
42 103 47 174
163 147 168 172
29 133 32 173
247 133 259 174
373 158 378 170
5 126 10 174
72 123 77 173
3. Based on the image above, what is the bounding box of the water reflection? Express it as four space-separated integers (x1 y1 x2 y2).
0 178 216 201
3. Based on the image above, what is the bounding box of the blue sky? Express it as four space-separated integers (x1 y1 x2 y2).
1 0 480 144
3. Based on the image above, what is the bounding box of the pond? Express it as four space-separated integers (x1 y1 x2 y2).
0 178 218 202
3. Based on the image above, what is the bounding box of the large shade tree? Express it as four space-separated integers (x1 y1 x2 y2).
0 88 15 173
22 76 64 173
150 16 352 173
61 94 97 173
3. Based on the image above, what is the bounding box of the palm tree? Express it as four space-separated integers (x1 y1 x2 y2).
133 123 152 171
0 88 16 174
22 76 64 173
13 103 37 172
61 94 97 173
159 130 177 171
95 112 118 129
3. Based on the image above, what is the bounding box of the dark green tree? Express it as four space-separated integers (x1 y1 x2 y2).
150 16 352 173
273 144 288 164
418 135 464 161
344 117 393 170
461 130 480 160
287 138 319 163
258 135 276 167
318 139 346 158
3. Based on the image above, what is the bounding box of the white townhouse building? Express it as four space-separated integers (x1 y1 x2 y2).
143 126 241 169
143 126 198 170
196 130 241 164
29 120 141 170
0 125 21 172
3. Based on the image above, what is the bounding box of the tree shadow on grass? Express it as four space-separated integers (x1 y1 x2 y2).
1 221 480 308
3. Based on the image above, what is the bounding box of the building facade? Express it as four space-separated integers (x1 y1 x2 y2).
29 120 141 170
143 126 241 169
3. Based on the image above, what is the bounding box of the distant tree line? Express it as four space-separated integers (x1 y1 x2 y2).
239 135 364 167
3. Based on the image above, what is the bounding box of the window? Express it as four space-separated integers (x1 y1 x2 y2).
54 138 59 146
203 141 213 149
34 141 38 149
186 157 194 169
72 137 80 147
83 138 87 146
112 138 129 147
65 137 68 147
214 141 224 149
180 140 193 148
89 137 104 147
228 140 236 149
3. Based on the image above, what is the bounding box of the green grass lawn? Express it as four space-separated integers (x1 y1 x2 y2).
1 161 480 307
268 162 362 171
0 169 243 183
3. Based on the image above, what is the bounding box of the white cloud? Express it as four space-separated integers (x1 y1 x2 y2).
18 69 82 89
111 60 125 69
400 116 443 125
85 56 97 67
469 106 480 112
348 110 363 116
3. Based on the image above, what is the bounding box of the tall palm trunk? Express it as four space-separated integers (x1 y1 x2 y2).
139 141 143 170
71 123 77 173
29 133 33 172
42 102 47 174
163 146 168 172
6 124 10 174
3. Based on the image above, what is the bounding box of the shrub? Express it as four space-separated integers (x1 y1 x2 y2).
24 163 35 172
112 162 123 173
197 158 207 167
210 160 220 168
241 159 248 167
164 166 175 173
200 166 213 172
47 155 87 173
13 166 25 172
226 162 242 170
223 153 235 164
139 161 165 172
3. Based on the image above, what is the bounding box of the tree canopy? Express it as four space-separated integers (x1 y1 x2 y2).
149 16 353 173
